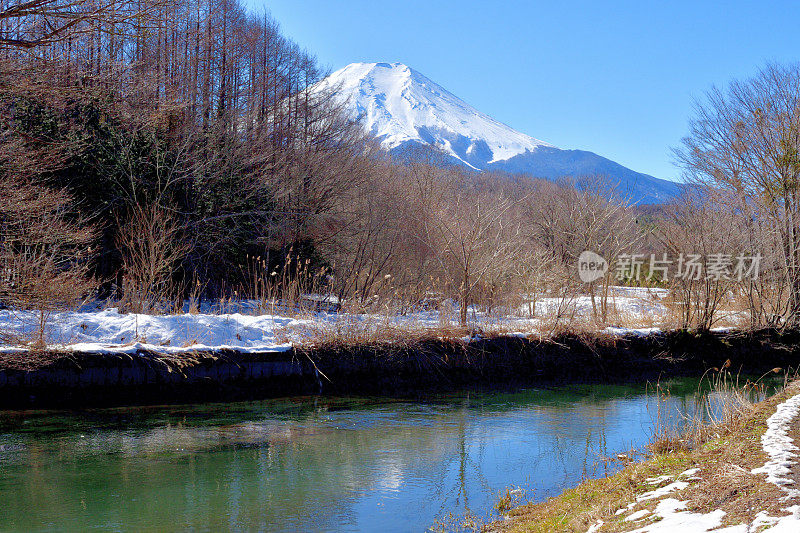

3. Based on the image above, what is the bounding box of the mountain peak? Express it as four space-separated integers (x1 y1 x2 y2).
314 62 553 169
313 62 680 203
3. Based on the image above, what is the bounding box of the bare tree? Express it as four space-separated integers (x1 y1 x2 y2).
116 202 189 313
676 62 800 326
0 0 161 49
413 167 528 326
0 177 96 345
523 178 640 325
657 188 745 330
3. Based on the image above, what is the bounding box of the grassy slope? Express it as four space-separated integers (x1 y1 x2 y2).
490 381 800 532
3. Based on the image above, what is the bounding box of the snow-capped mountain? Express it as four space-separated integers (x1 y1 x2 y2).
314 62 680 204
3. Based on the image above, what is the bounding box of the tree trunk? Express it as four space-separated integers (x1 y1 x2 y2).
460 268 469 327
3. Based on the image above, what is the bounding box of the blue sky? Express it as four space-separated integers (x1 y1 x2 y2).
243 0 800 182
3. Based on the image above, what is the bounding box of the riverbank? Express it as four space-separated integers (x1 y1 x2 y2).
490 380 800 532
0 328 799 408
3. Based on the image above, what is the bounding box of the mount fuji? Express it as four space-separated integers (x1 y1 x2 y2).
312 62 680 204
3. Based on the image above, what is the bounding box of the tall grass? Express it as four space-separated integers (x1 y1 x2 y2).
222 252 333 317
648 367 787 454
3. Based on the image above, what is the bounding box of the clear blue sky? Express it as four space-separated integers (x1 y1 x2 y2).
243 0 800 182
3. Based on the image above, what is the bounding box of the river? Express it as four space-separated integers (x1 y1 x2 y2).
0 379 760 531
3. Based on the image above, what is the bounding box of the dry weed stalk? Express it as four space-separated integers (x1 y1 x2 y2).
648 367 785 454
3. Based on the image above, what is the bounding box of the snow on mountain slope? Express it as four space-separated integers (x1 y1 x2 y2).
313 62 552 169
313 62 680 203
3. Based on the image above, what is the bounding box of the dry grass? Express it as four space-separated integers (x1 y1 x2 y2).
647 368 779 455
274 315 477 348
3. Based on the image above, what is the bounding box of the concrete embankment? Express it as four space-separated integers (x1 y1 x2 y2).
0 328 798 408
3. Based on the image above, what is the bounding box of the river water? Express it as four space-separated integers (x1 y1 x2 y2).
0 379 750 531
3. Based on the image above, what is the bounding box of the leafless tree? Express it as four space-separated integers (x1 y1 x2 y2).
0 0 163 50
116 202 189 313
676 62 800 327
0 177 96 345
523 178 640 325
657 189 745 330
411 166 528 326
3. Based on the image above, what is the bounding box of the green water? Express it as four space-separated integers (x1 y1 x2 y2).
0 379 768 532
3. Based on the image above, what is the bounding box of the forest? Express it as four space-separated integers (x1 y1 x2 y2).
3 0 800 343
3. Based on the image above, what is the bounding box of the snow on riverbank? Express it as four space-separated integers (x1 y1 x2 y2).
752 393 800 497
596 393 800 532
0 288 673 354
0 308 305 353
628 499 731 532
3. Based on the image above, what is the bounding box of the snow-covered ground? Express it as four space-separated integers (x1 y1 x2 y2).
0 308 304 354
752 393 800 498
0 288 674 353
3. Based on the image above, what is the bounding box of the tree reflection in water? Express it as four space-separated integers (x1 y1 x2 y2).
0 379 773 532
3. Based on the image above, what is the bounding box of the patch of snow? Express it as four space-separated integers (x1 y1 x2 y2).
532 293 668 321
0 308 309 354
615 502 637 515
629 498 734 533
677 468 700 478
645 474 672 485
636 481 689 502
608 286 669 298
604 327 663 337
753 505 800 531
624 509 651 521
0 346 26 355
627 394 800 532
585 519 603 533
751 392 800 497
0 291 679 355
597 394 800 532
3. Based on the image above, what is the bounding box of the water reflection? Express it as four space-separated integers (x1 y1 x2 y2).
0 379 773 532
